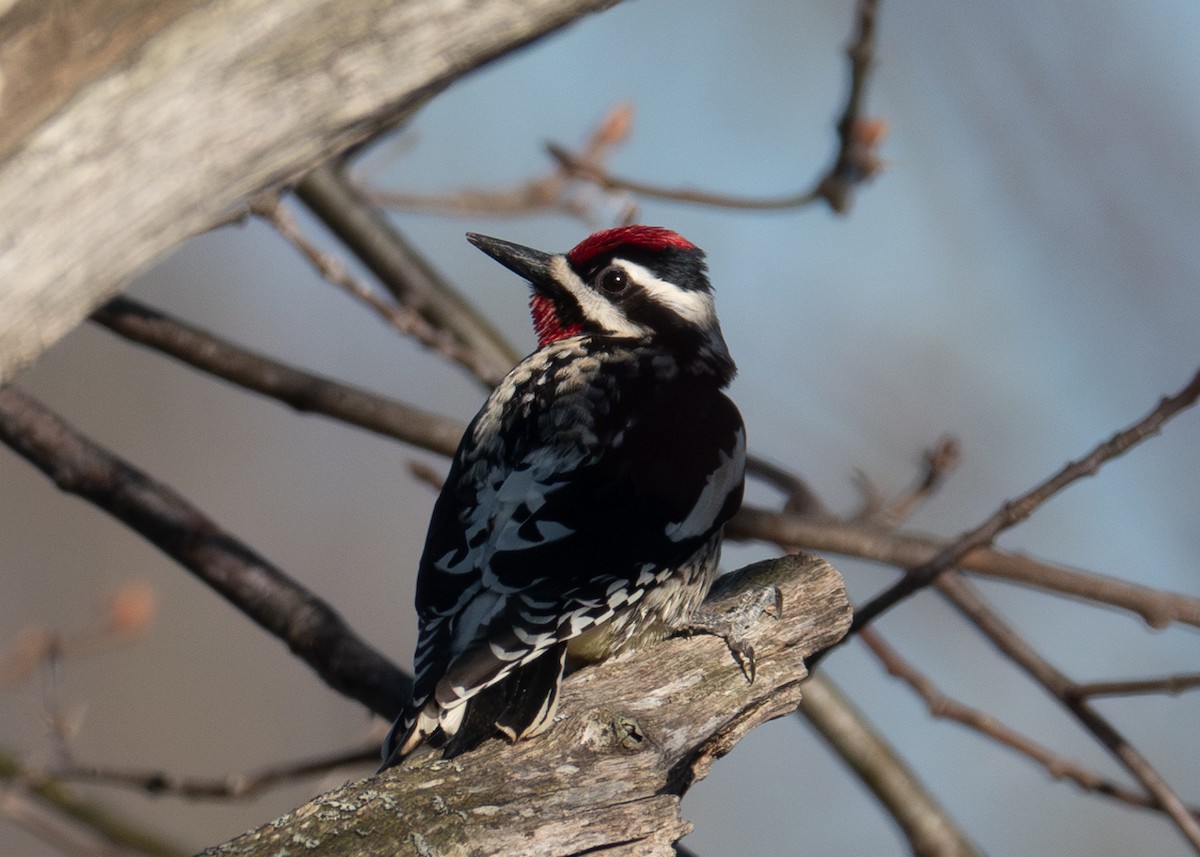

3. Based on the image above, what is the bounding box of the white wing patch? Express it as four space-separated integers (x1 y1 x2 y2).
665 425 746 542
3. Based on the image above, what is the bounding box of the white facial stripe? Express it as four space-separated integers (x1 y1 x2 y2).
549 255 649 338
615 260 717 328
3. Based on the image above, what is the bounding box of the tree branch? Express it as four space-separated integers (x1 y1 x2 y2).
0 0 614 383
860 628 1200 819
937 573 1200 851
797 674 983 857
90 296 465 457
0 386 409 720
295 162 523 385
202 554 851 857
547 0 884 214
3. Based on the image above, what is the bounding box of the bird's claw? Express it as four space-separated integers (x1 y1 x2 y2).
683 585 783 683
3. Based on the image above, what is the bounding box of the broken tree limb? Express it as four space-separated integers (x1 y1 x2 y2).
202 554 850 857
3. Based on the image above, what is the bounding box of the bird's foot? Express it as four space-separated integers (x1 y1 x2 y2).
681 585 783 683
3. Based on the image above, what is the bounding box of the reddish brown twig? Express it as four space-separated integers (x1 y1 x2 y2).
549 0 885 214
367 103 639 225
861 627 1199 818
939 573 1200 850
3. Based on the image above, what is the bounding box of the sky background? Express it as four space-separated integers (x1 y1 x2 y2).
3 0 1199 854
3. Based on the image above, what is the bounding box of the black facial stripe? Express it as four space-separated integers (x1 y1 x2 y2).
574 247 710 293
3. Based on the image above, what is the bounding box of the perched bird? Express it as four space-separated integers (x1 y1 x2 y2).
381 226 747 767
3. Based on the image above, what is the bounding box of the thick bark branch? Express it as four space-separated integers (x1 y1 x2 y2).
202 554 851 857
0 0 618 383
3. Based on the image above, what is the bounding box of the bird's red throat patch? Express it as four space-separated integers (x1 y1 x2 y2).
530 293 582 346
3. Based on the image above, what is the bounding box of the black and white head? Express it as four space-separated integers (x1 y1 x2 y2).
467 226 736 384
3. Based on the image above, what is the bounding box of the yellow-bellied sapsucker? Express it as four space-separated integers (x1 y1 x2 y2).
381 226 746 766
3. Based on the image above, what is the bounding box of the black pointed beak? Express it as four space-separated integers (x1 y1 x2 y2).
466 233 556 293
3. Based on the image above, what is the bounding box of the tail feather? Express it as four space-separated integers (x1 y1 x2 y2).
380 643 568 769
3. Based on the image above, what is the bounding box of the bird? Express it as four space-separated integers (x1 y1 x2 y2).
381 225 747 767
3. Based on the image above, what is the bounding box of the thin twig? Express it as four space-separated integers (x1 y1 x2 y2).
858 435 961 527
253 193 507 386
91 296 464 457
860 628 1199 818
744 455 830 517
0 386 411 721
1071 673 1200 701
368 103 639 226
0 750 187 857
295 162 522 385
41 745 378 801
836 367 1200 650
938 574 1200 851
549 0 885 214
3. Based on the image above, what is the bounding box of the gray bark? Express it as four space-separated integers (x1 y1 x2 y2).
202 554 851 856
0 0 616 383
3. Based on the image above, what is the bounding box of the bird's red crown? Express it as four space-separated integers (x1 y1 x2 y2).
567 226 698 268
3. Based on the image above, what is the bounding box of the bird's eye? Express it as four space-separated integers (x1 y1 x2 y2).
597 266 628 295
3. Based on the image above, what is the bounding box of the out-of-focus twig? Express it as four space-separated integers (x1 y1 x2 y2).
938 573 1200 851
856 435 961 527
39 745 378 801
253 194 507 386
295 162 522 386
744 455 830 517
549 0 885 214
861 628 1200 818
797 674 984 857
91 296 464 458
1070 674 1200 700
0 750 186 857
0 386 411 721
368 103 639 226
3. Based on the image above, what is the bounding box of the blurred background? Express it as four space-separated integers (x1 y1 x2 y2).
3 0 1199 853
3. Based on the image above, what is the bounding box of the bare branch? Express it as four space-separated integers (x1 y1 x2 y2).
1071 674 1200 700
295 162 522 385
744 455 830 517
202 555 851 857
548 0 884 214
41 746 378 801
857 435 962 528
860 629 1200 819
253 193 508 386
91 297 465 457
0 749 187 857
0 784 157 857
729 506 1200 630
0 386 409 720
938 574 1200 851
368 103 639 225
797 674 984 857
